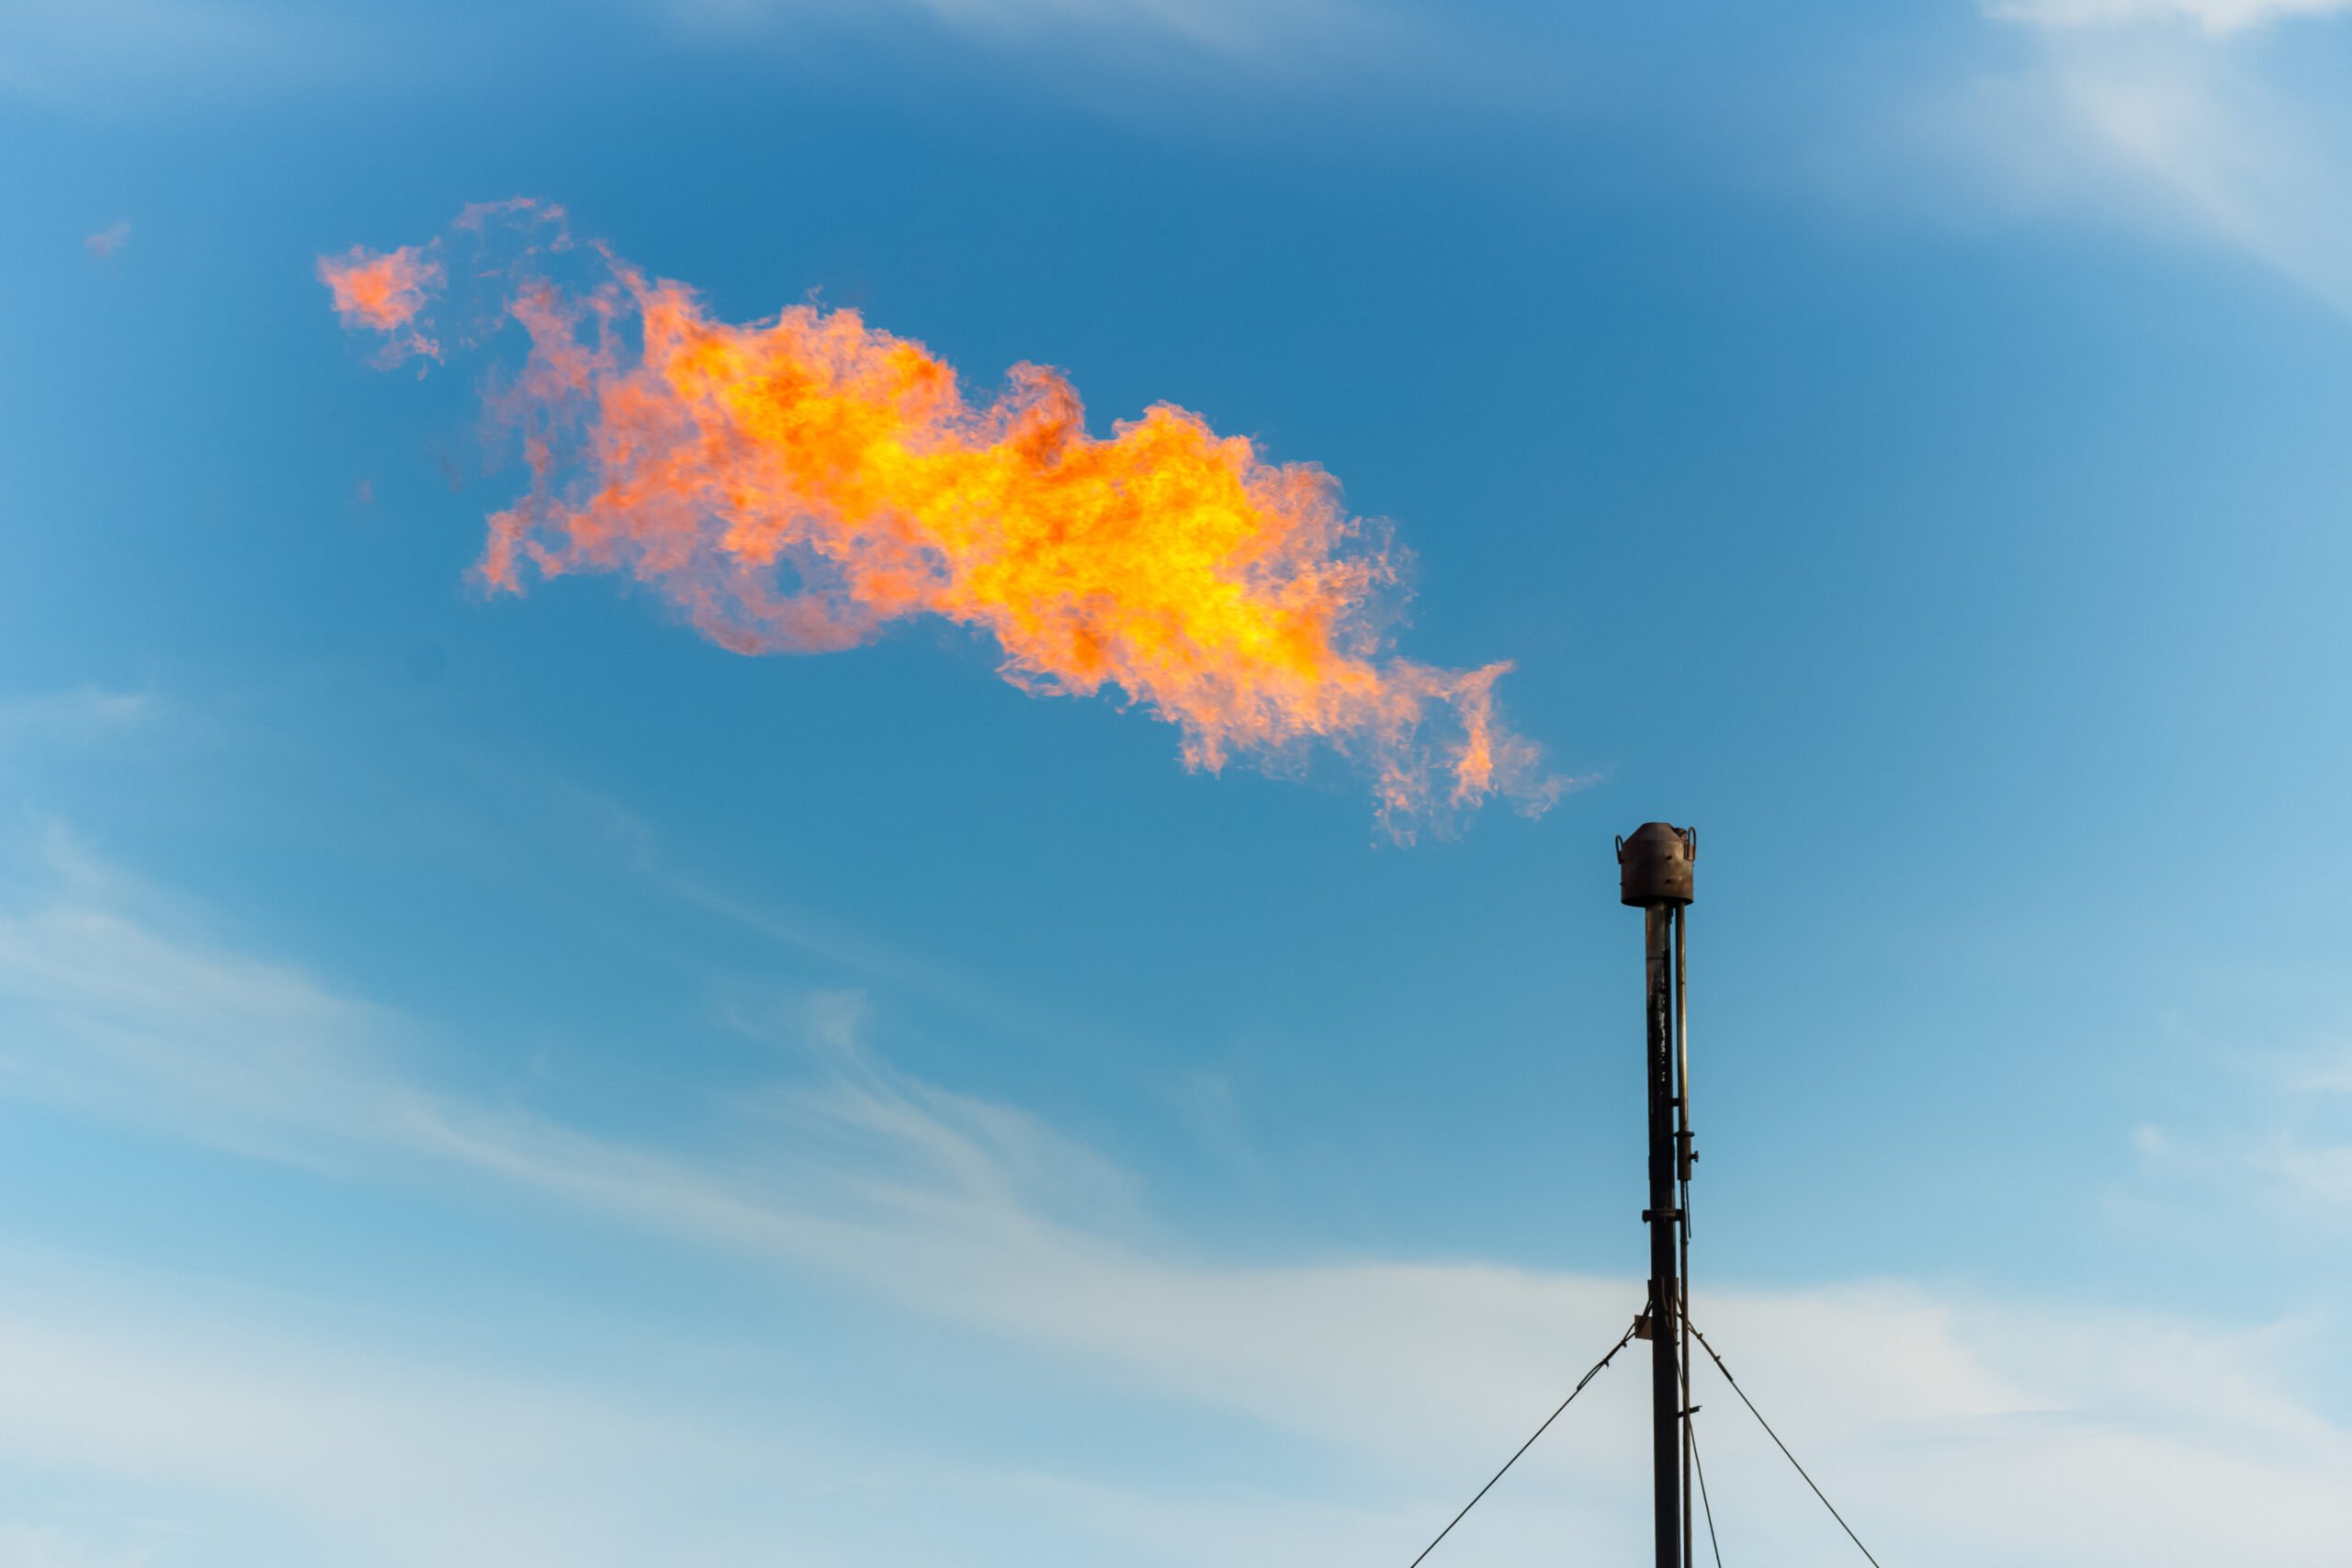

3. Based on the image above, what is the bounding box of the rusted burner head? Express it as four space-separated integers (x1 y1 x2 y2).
1617 822 1695 907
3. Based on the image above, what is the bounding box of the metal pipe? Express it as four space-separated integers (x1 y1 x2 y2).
1619 822 1695 1568
1675 904 1692 1568
1676 903 1691 1179
1645 902 1681 1568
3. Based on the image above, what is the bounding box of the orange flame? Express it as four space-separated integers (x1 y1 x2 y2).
325 209 1559 835
318 244 444 363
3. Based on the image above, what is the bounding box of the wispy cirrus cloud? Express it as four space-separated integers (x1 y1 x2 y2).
0 1285 797 1568
1993 0 2352 31
0 687 152 735
0 833 2346 1563
2125 1024 2352 1236
656 0 1401 62
639 0 1521 118
2257 1133 2352 1203
2293 1040 2352 1093
0 1522 155 1568
1935 0 2352 318
0 0 412 111
0 691 156 778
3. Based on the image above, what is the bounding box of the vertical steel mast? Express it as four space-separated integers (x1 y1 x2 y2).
1618 823 1695 1568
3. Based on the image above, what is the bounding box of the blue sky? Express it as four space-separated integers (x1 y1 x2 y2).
2 0 2350 1562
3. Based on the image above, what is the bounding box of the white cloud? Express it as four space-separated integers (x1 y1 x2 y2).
0 846 2346 1563
2257 1133 2352 1203
2297 1042 2352 1092
658 0 1389 60
0 1526 153 1568
0 689 153 750
0 1294 794 1568
0 0 406 110
2116 1033 2352 1221
1924 11 2352 320
1993 0 2352 33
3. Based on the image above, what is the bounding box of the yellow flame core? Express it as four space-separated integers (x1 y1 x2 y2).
333 218 1555 834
